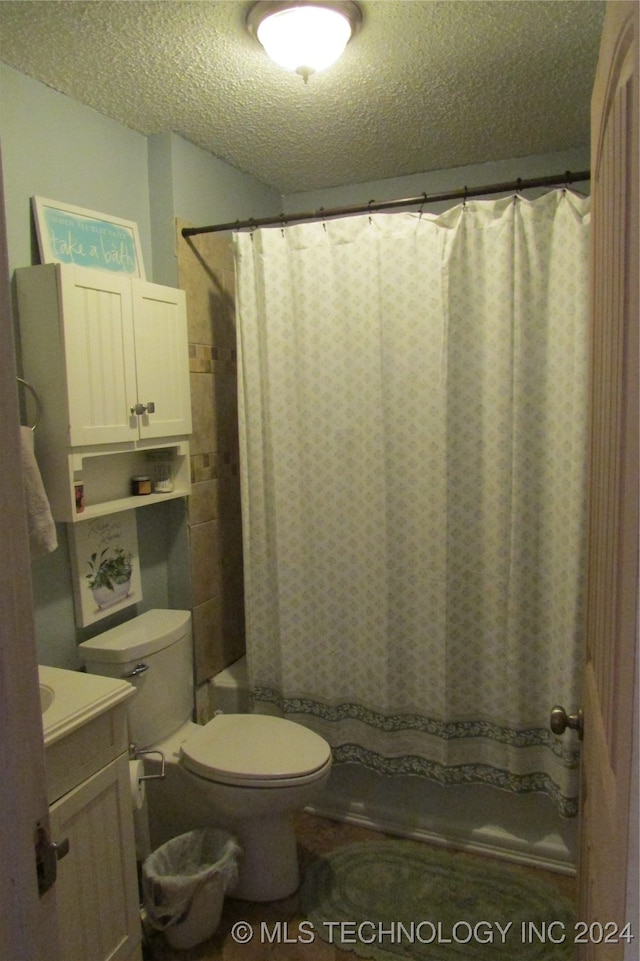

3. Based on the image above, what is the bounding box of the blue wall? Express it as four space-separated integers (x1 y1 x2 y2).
0 63 280 669
284 147 590 215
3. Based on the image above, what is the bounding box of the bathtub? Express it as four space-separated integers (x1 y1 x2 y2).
210 657 577 874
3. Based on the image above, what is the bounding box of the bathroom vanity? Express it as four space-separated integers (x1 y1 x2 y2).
40 665 142 961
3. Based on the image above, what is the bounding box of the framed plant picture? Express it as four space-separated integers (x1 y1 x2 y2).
32 196 146 279
69 509 142 626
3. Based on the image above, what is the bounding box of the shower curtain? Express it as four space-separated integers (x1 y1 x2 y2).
234 189 590 817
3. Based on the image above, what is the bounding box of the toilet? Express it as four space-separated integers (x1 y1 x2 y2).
79 609 332 901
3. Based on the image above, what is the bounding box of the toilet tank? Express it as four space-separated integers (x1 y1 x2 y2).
79 609 192 749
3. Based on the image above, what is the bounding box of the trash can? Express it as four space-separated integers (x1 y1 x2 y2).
142 828 240 950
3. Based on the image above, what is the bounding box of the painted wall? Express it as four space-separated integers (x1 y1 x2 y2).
0 63 280 669
149 131 281 288
283 147 591 215
1 65 153 281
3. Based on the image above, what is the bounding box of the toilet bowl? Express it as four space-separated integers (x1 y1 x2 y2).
79 610 332 901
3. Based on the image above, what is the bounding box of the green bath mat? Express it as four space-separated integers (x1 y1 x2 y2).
300 840 575 961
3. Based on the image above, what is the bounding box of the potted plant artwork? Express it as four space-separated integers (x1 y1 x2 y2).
86 546 133 609
70 510 141 627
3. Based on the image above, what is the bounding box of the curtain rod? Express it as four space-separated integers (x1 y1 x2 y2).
181 169 590 239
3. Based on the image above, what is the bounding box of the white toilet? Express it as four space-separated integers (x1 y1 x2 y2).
79 609 332 901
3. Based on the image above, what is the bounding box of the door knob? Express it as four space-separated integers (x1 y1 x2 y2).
550 705 584 740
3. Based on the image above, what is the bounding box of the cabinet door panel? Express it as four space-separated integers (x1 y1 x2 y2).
49 754 141 961
61 267 138 446
131 281 192 439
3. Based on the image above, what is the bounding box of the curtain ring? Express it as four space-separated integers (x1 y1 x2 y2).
418 192 427 220
462 186 468 209
368 199 375 226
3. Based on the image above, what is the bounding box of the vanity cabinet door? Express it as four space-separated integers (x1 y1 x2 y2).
130 280 192 439
60 266 139 446
49 753 142 961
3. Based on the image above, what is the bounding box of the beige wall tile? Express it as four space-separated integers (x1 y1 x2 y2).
189 370 216 455
189 478 219 526
192 595 245 687
179 222 246 683
190 519 223 607
193 596 223 684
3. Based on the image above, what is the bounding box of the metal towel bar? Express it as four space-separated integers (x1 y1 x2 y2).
16 376 42 431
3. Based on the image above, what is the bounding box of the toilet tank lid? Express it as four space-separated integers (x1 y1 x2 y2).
79 609 191 663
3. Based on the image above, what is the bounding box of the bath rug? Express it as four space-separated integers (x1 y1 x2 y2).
300 840 575 961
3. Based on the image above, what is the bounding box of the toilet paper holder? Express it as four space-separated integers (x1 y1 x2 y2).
129 743 166 781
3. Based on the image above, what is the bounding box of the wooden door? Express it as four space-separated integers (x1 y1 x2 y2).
579 2 638 958
131 280 192 439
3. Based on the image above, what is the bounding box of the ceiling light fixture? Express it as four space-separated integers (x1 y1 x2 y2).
247 1 362 82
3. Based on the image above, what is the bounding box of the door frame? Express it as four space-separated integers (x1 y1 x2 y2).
0 157 60 959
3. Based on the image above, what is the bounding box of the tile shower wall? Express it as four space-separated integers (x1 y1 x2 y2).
177 221 245 719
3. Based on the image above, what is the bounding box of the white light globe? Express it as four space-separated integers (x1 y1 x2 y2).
256 5 353 77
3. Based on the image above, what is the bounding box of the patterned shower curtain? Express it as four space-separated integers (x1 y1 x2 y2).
234 189 590 816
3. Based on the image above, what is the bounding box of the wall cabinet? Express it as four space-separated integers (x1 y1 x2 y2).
17 264 192 520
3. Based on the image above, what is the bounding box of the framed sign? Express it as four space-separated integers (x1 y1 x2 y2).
69 509 142 626
32 196 145 279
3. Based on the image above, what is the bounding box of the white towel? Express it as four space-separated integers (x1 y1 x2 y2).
20 426 57 559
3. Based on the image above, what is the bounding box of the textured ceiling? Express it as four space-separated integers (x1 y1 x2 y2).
0 0 605 194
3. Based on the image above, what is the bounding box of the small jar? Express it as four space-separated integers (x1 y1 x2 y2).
131 475 152 496
152 465 173 493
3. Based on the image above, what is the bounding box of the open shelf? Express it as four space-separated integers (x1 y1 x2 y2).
55 441 191 522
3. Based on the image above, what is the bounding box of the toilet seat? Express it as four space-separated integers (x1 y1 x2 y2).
180 713 332 788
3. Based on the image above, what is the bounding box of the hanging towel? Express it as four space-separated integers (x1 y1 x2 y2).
20 426 57 559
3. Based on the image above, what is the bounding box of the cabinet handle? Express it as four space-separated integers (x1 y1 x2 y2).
35 821 70 896
130 402 156 415
52 837 70 860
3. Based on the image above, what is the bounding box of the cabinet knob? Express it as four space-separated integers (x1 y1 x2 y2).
130 402 156 416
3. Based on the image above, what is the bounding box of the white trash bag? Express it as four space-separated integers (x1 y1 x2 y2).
142 828 241 950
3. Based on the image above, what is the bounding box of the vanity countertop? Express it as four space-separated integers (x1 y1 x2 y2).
39 664 135 747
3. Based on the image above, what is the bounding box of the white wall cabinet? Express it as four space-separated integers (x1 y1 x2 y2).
17 263 192 520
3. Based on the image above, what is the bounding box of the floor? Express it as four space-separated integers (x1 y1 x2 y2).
143 811 577 961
